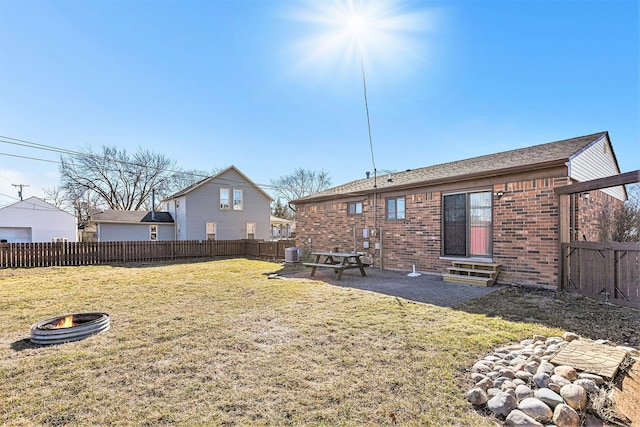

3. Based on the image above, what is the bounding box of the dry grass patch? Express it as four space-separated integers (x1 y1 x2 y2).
2 259 569 425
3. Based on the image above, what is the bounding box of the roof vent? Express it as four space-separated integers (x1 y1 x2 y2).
387 173 393 182
366 171 370 179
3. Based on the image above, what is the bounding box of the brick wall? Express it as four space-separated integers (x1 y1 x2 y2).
296 176 576 288
576 190 624 242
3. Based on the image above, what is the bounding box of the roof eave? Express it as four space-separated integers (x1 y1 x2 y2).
293 159 569 204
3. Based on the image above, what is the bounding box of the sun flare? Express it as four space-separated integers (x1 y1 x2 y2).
286 0 435 81
347 15 367 35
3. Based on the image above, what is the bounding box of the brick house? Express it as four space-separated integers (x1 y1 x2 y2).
292 132 627 288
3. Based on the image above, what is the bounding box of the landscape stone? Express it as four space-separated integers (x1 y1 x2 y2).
559 384 587 410
573 378 598 393
533 372 551 388
577 372 604 385
532 334 546 342
473 361 493 373
550 374 571 387
466 387 488 405
552 403 579 427
501 380 518 391
486 387 501 398
537 361 555 374
516 370 534 381
487 391 517 416
547 383 561 393
553 365 577 381
476 377 493 391
487 371 501 380
504 409 543 427
534 388 564 409
494 376 511 388
518 397 553 422
467 335 639 427
499 368 516 379
515 384 534 401
471 372 487 382
525 361 540 374
562 332 580 342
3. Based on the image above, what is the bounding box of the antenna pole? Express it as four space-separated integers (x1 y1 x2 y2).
360 55 377 188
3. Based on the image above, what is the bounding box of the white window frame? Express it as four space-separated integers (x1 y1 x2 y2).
206 222 217 241
150 225 158 241
233 189 243 211
386 196 405 220
220 188 230 210
246 222 256 240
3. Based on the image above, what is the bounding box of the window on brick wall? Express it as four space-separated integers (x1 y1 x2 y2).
348 201 363 215
386 197 405 220
443 191 492 257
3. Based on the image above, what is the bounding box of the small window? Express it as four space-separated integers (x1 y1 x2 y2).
206 222 216 241
246 222 256 240
220 188 230 210
348 202 363 215
150 225 158 241
233 189 243 211
386 197 405 220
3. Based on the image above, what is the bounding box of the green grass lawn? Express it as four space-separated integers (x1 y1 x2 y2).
0 259 634 426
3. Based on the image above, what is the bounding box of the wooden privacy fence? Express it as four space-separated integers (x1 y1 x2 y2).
562 241 640 309
0 240 296 269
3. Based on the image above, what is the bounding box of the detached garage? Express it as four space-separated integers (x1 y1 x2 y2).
0 197 77 243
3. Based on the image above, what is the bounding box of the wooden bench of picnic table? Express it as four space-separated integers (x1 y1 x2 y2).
303 252 367 280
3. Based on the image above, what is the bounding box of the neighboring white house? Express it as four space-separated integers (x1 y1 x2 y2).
87 210 175 242
163 165 272 241
0 196 77 243
270 216 294 240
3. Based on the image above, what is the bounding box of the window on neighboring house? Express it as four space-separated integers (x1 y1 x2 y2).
150 225 158 241
386 197 405 220
442 191 492 257
233 189 243 210
220 188 230 210
246 222 256 240
348 201 363 215
206 222 216 241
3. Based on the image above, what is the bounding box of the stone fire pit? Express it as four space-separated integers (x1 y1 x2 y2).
30 312 110 345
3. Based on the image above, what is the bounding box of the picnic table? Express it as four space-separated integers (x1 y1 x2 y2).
303 251 367 280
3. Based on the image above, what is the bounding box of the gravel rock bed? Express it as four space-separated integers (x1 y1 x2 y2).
466 332 639 426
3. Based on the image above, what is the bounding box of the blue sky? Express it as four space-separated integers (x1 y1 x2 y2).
0 0 638 207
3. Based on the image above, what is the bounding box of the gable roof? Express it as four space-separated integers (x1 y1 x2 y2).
90 210 174 224
164 165 272 201
0 196 75 217
294 132 610 203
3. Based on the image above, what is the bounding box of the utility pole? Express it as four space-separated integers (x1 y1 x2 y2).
12 183 29 201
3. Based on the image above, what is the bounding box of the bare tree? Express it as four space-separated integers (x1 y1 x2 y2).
42 186 67 210
59 145 178 211
270 168 332 203
611 183 640 242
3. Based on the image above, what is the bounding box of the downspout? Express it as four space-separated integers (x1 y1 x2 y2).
151 189 156 221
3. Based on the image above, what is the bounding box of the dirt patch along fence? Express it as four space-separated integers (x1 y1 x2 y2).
0 240 296 269
561 241 640 309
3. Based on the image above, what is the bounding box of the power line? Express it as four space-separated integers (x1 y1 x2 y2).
0 136 278 190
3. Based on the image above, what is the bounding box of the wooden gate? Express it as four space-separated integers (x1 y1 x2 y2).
562 241 640 308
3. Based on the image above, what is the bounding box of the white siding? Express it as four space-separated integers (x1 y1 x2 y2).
569 134 626 201
0 197 77 242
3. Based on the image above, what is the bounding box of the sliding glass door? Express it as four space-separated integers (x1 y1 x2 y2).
443 191 492 257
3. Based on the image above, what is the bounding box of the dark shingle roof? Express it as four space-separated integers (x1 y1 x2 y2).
90 210 174 224
294 132 607 203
